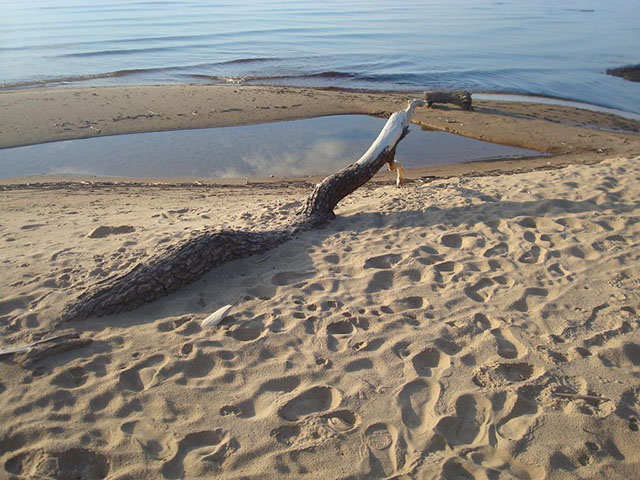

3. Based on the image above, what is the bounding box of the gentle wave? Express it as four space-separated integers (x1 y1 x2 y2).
59 47 182 58
0 69 168 89
0 59 283 89
194 67 559 87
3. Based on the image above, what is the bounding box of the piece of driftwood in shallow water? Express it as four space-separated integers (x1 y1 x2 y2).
0 332 92 366
59 99 425 323
424 90 473 110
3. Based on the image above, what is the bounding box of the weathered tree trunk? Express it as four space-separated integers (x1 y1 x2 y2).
59 100 424 323
424 90 473 110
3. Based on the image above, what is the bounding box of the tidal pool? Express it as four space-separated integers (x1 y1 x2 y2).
0 115 541 179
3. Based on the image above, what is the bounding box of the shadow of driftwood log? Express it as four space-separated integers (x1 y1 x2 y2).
55 193 636 332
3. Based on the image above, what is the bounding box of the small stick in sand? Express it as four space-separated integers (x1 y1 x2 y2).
387 157 405 188
0 332 92 366
553 392 610 402
254 255 271 264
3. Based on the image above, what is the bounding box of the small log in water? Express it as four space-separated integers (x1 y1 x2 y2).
424 90 473 110
605 64 640 83
59 100 424 323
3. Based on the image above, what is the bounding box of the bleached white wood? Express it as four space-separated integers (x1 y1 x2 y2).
356 99 424 167
202 304 233 327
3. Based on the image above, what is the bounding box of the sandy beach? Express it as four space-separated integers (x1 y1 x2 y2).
1 86 640 479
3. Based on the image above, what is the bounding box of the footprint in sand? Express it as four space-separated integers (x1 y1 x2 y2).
277 385 342 421
326 319 356 352
270 270 314 286
360 423 406 478
491 328 526 360
227 320 265 342
161 429 238 479
219 405 241 417
52 366 88 389
345 358 374 372
121 420 177 460
622 342 640 366
434 337 463 356
435 394 493 446
324 253 340 264
434 260 463 284
464 278 496 303
118 354 167 392
473 362 541 388
547 262 571 280
440 233 462 248
366 270 395 293
400 268 421 283
510 287 549 312
495 390 542 441
88 225 135 238
397 378 440 432
270 425 302 446
88 389 114 412
235 375 301 419
156 316 196 334
6 448 110 480
392 296 424 312
564 244 599 260
410 347 450 377
321 409 360 433
456 445 546 480
472 312 495 331
518 245 544 264
157 349 215 385
364 253 403 269
440 458 476 479
483 242 509 257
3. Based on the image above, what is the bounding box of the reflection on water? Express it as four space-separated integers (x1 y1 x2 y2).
0 115 541 179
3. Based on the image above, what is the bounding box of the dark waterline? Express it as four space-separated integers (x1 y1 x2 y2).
1 0 638 114
0 115 541 179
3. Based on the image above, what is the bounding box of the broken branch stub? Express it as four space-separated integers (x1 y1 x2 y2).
59 99 425 322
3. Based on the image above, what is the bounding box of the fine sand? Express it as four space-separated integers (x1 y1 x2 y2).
1 87 640 479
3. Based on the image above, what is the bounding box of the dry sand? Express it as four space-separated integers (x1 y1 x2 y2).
1 86 640 479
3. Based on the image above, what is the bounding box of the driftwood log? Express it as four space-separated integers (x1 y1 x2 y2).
58 99 425 323
605 64 640 83
424 90 473 110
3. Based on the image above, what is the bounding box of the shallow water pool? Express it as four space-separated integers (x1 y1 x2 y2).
0 115 541 179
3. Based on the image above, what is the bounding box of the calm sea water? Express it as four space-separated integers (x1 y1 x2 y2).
1 0 639 113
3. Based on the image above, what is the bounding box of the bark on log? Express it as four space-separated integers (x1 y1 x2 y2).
59 99 425 323
424 90 473 110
